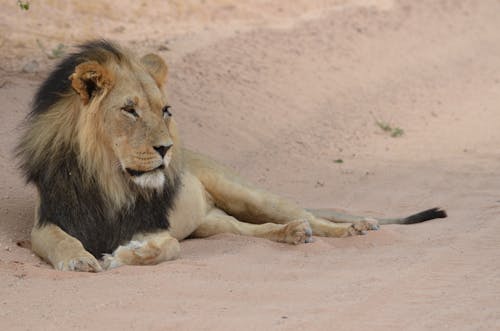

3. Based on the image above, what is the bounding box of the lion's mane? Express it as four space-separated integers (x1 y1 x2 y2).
16 41 181 257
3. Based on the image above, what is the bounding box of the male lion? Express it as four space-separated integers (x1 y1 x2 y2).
16 41 446 272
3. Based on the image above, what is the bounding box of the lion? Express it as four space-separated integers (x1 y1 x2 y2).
16 40 446 272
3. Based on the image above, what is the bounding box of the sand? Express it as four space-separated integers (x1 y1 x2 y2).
0 0 499 330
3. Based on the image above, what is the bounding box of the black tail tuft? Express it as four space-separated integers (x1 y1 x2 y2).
403 207 447 224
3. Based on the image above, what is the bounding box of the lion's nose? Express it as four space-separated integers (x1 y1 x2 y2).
153 143 172 158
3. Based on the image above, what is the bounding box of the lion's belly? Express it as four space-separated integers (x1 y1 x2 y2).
167 171 212 240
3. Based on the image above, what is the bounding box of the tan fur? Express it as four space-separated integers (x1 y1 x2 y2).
70 61 114 104
28 44 374 272
140 53 169 87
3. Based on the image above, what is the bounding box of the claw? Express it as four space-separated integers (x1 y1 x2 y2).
56 254 103 272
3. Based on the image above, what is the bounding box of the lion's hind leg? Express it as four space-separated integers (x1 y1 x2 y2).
185 149 310 226
191 208 313 244
102 231 180 269
308 218 374 238
309 212 380 232
184 150 375 239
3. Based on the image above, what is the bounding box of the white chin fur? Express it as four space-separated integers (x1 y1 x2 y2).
131 171 165 189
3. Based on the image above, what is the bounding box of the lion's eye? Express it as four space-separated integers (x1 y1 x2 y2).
121 107 139 118
162 105 172 118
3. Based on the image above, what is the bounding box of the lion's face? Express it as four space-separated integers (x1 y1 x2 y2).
102 70 173 189
71 53 175 190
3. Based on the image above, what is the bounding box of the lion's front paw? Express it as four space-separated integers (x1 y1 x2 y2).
55 251 102 272
101 238 180 270
100 254 122 270
282 220 313 245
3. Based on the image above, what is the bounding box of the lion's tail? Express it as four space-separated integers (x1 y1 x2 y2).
306 207 447 225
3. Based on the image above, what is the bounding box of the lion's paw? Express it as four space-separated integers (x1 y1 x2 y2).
353 218 380 232
282 220 313 245
56 252 102 272
346 224 366 236
101 238 180 270
100 254 122 270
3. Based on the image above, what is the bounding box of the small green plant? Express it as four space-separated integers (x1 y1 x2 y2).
376 121 404 138
18 1 29 10
390 127 404 138
50 43 66 59
333 159 344 164
376 121 392 133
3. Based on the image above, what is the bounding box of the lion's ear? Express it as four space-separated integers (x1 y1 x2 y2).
141 53 168 87
69 61 114 105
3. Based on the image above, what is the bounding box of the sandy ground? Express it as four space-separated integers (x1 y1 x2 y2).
1 0 499 330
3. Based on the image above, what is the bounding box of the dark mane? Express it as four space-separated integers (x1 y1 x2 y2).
18 40 181 258
36 148 181 258
30 40 124 117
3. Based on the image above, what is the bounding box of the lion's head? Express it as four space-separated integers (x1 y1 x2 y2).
17 40 182 210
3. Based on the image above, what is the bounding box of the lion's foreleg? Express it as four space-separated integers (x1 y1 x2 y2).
101 231 180 269
191 208 313 244
31 222 102 272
